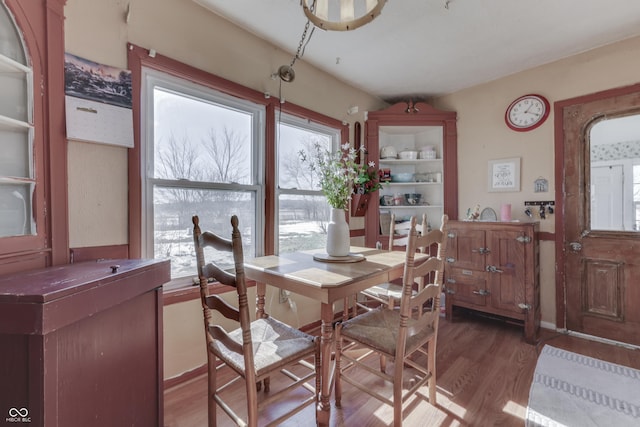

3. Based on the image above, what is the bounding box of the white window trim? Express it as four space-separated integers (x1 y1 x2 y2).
275 111 341 254
141 67 265 261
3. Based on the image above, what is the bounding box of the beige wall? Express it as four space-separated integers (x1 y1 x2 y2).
434 35 640 328
63 0 385 248
63 0 640 382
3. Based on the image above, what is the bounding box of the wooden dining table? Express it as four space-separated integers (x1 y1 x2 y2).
244 246 420 426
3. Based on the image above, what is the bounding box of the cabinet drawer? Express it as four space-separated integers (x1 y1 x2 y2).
446 268 487 307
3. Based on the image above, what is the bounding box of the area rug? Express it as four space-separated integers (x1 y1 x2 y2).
526 345 640 427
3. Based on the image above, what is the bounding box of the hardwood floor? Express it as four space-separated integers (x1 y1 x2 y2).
164 311 640 427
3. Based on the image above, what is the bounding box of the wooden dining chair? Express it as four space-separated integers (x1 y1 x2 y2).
356 213 430 312
192 215 320 427
334 214 449 427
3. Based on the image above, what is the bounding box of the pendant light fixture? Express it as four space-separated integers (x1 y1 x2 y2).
301 0 387 31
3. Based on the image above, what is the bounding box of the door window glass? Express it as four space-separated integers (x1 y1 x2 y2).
589 114 640 231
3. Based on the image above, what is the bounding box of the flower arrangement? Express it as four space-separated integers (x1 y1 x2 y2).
299 142 381 210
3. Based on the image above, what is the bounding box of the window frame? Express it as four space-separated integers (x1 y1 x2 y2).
127 44 349 288
0 0 68 274
275 111 342 254
141 68 265 269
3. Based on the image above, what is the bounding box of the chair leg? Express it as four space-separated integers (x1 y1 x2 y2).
334 324 343 407
263 377 270 393
207 354 217 427
427 340 437 405
393 365 403 427
379 354 387 374
378 297 395 374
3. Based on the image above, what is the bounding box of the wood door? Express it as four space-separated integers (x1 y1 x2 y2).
561 89 640 346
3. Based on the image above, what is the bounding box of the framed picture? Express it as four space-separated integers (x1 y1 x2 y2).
488 157 520 192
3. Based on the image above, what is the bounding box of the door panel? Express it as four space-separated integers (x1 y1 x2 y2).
582 259 623 320
447 268 487 306
446 227 485 270
488 230 527 315
562 90 640 346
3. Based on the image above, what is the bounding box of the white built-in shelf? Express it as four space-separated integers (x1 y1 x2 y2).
0 54 30 73
381 181 441 187
380 205 443 210
379 159 442 165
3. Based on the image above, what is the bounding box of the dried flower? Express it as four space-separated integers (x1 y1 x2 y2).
299 142 380 210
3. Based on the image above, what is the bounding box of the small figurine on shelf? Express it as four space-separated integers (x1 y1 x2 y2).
466 204 481 221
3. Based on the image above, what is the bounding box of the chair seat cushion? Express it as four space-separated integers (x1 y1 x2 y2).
211 316 316 377
340 308 435 357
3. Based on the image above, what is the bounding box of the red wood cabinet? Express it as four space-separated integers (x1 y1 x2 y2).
0 259 170 426
444 221 540 343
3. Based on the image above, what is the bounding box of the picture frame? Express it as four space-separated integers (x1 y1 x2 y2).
488 157 520 192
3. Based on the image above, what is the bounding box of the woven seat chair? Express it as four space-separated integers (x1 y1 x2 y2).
192 215 320 427
357 213 430 312
335 214 449 427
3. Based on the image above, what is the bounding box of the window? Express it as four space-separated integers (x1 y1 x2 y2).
142 69 264 278
276 112 340 253
0 4 34 238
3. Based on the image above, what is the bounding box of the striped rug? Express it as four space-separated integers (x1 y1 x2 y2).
526 345 640 427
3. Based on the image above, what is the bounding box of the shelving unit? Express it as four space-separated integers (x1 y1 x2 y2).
364 102 458 248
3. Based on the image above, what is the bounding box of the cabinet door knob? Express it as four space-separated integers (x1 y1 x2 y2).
472 289 490 296
446 257 456 263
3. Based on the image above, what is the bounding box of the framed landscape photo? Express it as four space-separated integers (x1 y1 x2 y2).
488 157 520 192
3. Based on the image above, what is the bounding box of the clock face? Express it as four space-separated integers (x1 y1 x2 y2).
505 94 550 131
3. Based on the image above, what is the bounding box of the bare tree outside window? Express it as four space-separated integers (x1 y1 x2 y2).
148 82 261 278
276 117 338 253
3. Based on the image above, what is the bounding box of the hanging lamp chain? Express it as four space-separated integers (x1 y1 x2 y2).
290 18 313 68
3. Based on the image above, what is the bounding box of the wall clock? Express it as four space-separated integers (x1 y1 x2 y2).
505 94 550 132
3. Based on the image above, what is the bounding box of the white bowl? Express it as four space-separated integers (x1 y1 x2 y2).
391 173 414 182
398 150 418 160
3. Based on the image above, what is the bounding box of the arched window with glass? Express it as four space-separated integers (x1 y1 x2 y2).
0 3 35 239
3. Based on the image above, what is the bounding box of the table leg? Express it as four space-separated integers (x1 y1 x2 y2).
317 302 334 426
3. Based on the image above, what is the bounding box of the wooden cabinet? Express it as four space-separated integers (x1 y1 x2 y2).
0 259 170 426
444 221 540 343
364 102 457 248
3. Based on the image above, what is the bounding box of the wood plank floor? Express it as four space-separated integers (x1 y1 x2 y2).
164 311 640 427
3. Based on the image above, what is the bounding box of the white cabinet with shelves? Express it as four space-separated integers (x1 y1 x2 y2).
364 102 457 248
377 126 444 229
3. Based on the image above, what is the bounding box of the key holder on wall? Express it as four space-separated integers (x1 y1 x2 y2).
524 201 555 220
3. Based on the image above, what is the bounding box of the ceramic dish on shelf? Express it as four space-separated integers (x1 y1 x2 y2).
398 150 418 160
390 173 413 182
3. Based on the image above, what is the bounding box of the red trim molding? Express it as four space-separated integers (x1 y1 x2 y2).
70 245 130 263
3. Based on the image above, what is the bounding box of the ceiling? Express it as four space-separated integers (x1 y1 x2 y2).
194 0 640 102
